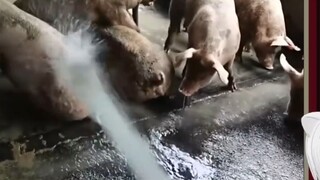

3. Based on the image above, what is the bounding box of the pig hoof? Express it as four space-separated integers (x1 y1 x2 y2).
228 83 238 92
235 55 243 63
182 96 191 109
264 66 274 71
164 47 170 53
243 47 250 52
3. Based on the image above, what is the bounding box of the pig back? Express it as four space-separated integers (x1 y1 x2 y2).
234 0 286 41
100 26 174 102
185 0 236 24
187 0 240 58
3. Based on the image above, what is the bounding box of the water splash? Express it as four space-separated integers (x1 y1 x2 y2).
23 0 91 34
53 29 170 180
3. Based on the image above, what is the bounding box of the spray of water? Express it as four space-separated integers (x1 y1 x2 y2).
52 29 170 180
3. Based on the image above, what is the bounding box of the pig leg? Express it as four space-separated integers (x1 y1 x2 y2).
132 5 139 26
182 19 188 32
164 18 183 52
235 40 245 63
164 0 184 52
182 59 191 108
224 59 237 92
243 44 251 52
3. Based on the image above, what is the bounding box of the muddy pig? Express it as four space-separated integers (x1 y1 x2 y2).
168 0 240 97
99 25 175 102
234 0 301 70
279 54 304 122
14 0 153 33
0 1 89 120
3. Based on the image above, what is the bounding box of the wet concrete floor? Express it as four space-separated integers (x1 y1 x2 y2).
0 3 304 180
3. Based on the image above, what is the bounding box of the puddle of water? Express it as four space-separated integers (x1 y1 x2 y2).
150 131 217 180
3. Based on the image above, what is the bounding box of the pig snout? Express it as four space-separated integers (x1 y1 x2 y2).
257 54 274 70
255 48 275 70
150 71 165 87
263 62 274 70
141 0 154 6
147 71 167 96
128 71 167 102
178 80 199 97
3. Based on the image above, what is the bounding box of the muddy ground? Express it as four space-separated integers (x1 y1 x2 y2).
0 2 304 180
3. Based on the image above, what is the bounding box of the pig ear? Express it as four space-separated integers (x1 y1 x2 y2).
270 37 288 47
206 54 229 85
212 61 229 85
279 54 303 80
171 48 199 67
178 48 199 60
284 36 301 51
270 36 301 51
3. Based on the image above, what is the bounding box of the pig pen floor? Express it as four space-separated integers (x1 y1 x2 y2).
0 5 303 180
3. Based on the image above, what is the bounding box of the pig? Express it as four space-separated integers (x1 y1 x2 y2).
234 0 301 70
99 25 175 102
0 0 89 120
279 54 304 122
14 0 154 33
168 0 241 97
